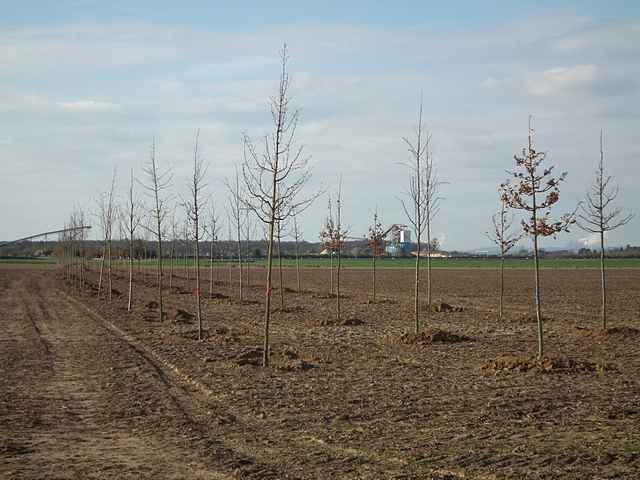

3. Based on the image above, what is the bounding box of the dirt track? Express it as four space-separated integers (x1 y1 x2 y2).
0 270 274 479
2 266 640 479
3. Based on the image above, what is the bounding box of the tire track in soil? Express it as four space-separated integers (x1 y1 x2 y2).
1 271 279 479
62 285 434 479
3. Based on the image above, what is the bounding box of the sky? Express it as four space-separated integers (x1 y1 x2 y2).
1 1 639 251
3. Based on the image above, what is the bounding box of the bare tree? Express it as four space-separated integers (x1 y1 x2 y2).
333 178 346 321
168 208 178 290
226 165 245 302
141 139 172 322
368 209 385 303
123 168 143 311
320 182 347 320
207 200 221 298
276 216 286 309
501 117 575 358
185 130 208 340
241 44 320 367
183 219 190 287
96 169 117 301
400 95 442 334
577 130 634 330
244 209 251 286
487 199 521 321
291 211 303 292
320 199 336 296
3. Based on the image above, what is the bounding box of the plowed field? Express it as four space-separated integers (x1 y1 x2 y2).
2 265 639 479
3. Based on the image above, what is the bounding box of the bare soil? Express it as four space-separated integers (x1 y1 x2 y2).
2 265 640 479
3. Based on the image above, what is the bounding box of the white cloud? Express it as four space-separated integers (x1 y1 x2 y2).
527 64 600 96
578 232 605 248
57 100 121 112
1 16 639 248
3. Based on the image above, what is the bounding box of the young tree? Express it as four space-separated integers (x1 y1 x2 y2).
226 165 245 302
320 199 336 296
244 209 252 287
207 200 221 298
501 117 575 358
276 217 285 309
400 96 442 334
333 179 346 321
141 139 172 322
241 44 320 367
185 131 208 340
291 211 303 292
183 219 190 287
320 182 347 320
486 199 521 321
96 169 117 301
577 130 634 330
368 210 385 303
123 168 143 312
168 209 178 290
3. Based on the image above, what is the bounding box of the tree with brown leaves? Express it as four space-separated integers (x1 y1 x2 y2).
501 117 575 358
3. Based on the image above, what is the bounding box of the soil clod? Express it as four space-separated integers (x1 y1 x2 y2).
481 354 618 375
174 309 195 324
430 302 463 313
392 329 473 345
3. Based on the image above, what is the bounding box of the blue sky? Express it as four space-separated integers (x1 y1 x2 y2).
1 1 639 250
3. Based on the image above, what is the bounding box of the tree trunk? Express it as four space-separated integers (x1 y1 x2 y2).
426 226 432 318
156 232 164 322
263 217 276 367
195 236 202 340
372 254 376 303
278 223 284 310
169 241 174 290
107 238 113 302
128 237 133 311
532 187 544 359
414 237 421 334
336 246 341 321
209 239 214 298
600 230 607 330
499 252 504 321
237 223 243 302
98 244 105 298
329 253 334 295
295 238 301 292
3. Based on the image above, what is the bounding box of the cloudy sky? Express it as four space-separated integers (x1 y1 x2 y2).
1 1 639 250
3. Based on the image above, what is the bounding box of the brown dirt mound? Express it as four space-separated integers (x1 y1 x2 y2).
430 302 463 313
207 292 228 299
512 314 553 324
392 329 473 345
174 308 195 324
0 440 33 456
312 293 351 300
367 298 398 305
308 317 365 327
481 354 618 375
235 347 315 371
576 326 640 341
277 305 307 313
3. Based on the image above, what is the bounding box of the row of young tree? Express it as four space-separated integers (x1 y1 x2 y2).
58 44 633 366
